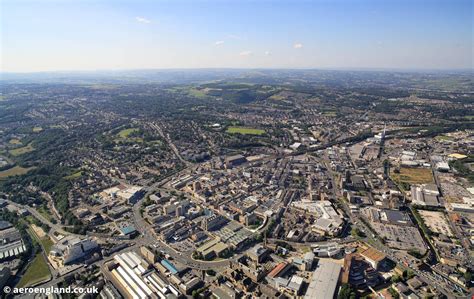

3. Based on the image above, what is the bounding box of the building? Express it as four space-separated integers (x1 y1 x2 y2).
0 222 26 260
360 247 386 269
101 185 144 204
49 236 98 266
247 244 269 264
196 238 229 260
213 283 238 299
435 162 450 172
201 214 227 231
303 252 315 271
140 246 157 264
105 251 179 298
160 259 179 275
268 262 291 279
304 260 342 299
312 243 342 258
411 184 441 207
120 226 138 238
274 275 304 296
225 155 247 168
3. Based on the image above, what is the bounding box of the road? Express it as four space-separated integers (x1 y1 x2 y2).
5 200 77 237
148 122 192 167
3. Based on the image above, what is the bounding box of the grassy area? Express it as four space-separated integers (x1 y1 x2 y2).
16 254 51 287
9 139 22 145
435 135 453 141
0 166 35 179
40 237 54 254
64 170 83 180
322 111 337 117
390 167 434 187
29 227 54 253
226 126 265 135
268 92 286 100
37 206 55 223
117 128 139 138
188 88 208 99
9 143 35 156
32 127 43 132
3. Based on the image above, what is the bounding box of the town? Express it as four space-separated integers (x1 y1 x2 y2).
0 69 473 298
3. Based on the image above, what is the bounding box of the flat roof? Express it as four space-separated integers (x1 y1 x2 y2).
161 259 178 274
304 260 342 299
361 247 386 262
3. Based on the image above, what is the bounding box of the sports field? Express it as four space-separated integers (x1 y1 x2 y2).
226 126 265 135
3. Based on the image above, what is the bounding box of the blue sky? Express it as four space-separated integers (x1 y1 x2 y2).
1 0 472 72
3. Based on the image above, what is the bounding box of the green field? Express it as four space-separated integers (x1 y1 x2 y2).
40 237 54 254
188 88 208 99
0 166 34 179
64 170 83 180
9 139 22 145
9 143 35 156
435 135 453 141
117 128 139 138
322 110 337 117
226 126 265 135
16 254 51 287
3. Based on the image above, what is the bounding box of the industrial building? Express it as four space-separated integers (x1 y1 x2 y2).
411 184 441 207
105 251 180 299
0 221 26 260
304 260 342 299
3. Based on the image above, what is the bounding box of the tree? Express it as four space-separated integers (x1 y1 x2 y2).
338 284 356 299
391 275 402 283
351 227 366 238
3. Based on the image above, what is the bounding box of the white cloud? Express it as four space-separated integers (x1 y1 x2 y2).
136 17 151 24
293 43 303 49
214 41 225 46
264 51 271 56
239 51 252 56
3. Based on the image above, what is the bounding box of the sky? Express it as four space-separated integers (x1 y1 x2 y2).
1 0 472 72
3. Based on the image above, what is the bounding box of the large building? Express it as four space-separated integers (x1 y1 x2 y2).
246 244 269 264
105 251 180 299
0 221 26 260
201 214 227 231
411 184 441 207
304 260 342 299
49 236 98 266
225 155 247 168
101 185 144 204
